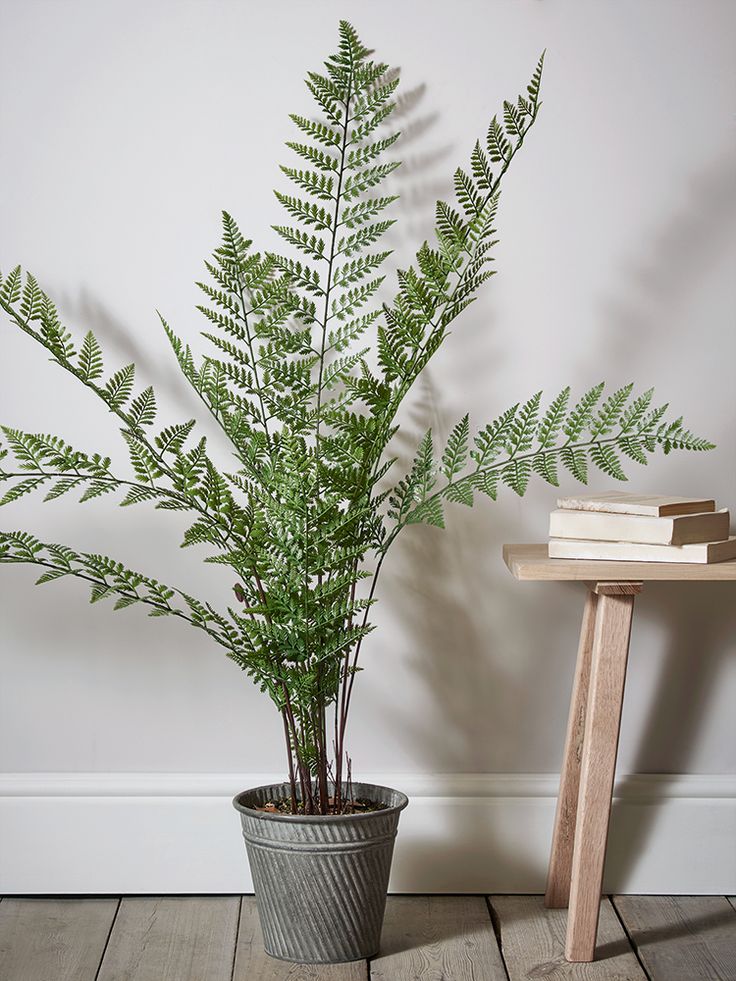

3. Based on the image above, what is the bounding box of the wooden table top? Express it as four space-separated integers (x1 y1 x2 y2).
503 544 736 582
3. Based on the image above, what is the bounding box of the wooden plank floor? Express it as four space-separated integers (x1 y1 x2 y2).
0 895 734 980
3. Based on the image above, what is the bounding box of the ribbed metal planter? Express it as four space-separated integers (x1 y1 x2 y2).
233 781 408 963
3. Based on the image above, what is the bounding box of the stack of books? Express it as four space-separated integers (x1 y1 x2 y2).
548 491 736 563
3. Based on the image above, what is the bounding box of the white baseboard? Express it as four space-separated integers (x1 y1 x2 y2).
1 772 734 894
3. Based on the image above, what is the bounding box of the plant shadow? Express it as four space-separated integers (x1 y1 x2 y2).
589 145 736 892
376 144 736 914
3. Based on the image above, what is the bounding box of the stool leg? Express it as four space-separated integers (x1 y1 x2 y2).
545 587 598 908
565 590 636 962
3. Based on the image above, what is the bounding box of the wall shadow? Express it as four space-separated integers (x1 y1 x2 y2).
586 147 736 889
379 142 736 897
21 63 736 899
580 148 736 380
608 581 736 888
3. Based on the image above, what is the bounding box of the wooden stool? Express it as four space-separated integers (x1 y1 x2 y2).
503 544 736 962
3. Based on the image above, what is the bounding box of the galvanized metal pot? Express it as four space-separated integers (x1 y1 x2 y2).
233 781 408 963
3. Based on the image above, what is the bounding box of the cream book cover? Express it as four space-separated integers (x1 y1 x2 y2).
548 536 736 564
548 508 730 546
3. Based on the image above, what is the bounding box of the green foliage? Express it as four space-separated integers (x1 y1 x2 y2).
400 385 713 526
0 24 713 813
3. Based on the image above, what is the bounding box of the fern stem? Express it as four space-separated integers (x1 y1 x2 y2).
314 58 354 456
304 50 357 812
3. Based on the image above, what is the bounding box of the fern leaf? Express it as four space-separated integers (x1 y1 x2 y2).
563 382 605 441
123 433 163 484
405 496 445 528
337 220 395 257
507 392 541 455
537 387 570 448
128 386 157 428
589 382 634 437
289 114 341 148
78 480 117 503
274 191 333 231
532 450 559 486
286 141 339 172
619 437 649 465
472 468 499 500
501 457 532 496
114 595 139 611
590 442 627 480
1 476 46 505
280 166 335 201
345 133 401 170
155 420 196 455
0 265 22 306
272 226 327 261
527 52 546 105
340 196 398 229
104 364 136 410
470 140 494 191
472 404 519 467
20 272 43 322
561 445 589 483
78 331 104 381
441 414 470 480
620 387 654 433
487 116 511 163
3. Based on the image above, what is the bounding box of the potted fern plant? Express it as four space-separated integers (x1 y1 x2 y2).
0 21 712 965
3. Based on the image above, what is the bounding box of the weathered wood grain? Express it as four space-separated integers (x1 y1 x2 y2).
613 895 736 980
0 897 118 981
545 588 598 909
232 895 367 980
96 895 239 981
370 895 506 980
503 543 736 581
490 895 645 979
587 582 643 596
566 592 635 961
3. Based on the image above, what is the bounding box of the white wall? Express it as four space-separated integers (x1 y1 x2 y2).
1 0 735 892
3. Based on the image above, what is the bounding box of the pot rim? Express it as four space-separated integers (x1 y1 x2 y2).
232 780 409 823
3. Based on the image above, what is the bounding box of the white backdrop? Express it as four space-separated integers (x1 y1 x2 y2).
1 0 734 892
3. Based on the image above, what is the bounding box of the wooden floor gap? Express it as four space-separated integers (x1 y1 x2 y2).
93 897 120 981
609 893 652 981
228 895 243 981
485 896 511 981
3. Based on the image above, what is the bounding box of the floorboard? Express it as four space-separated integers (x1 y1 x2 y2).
95 895 240 981
232 895 368 980
370 895 507 980
490 895 646 980
0 897 118 981
4 894 735 980
613 895 736 981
